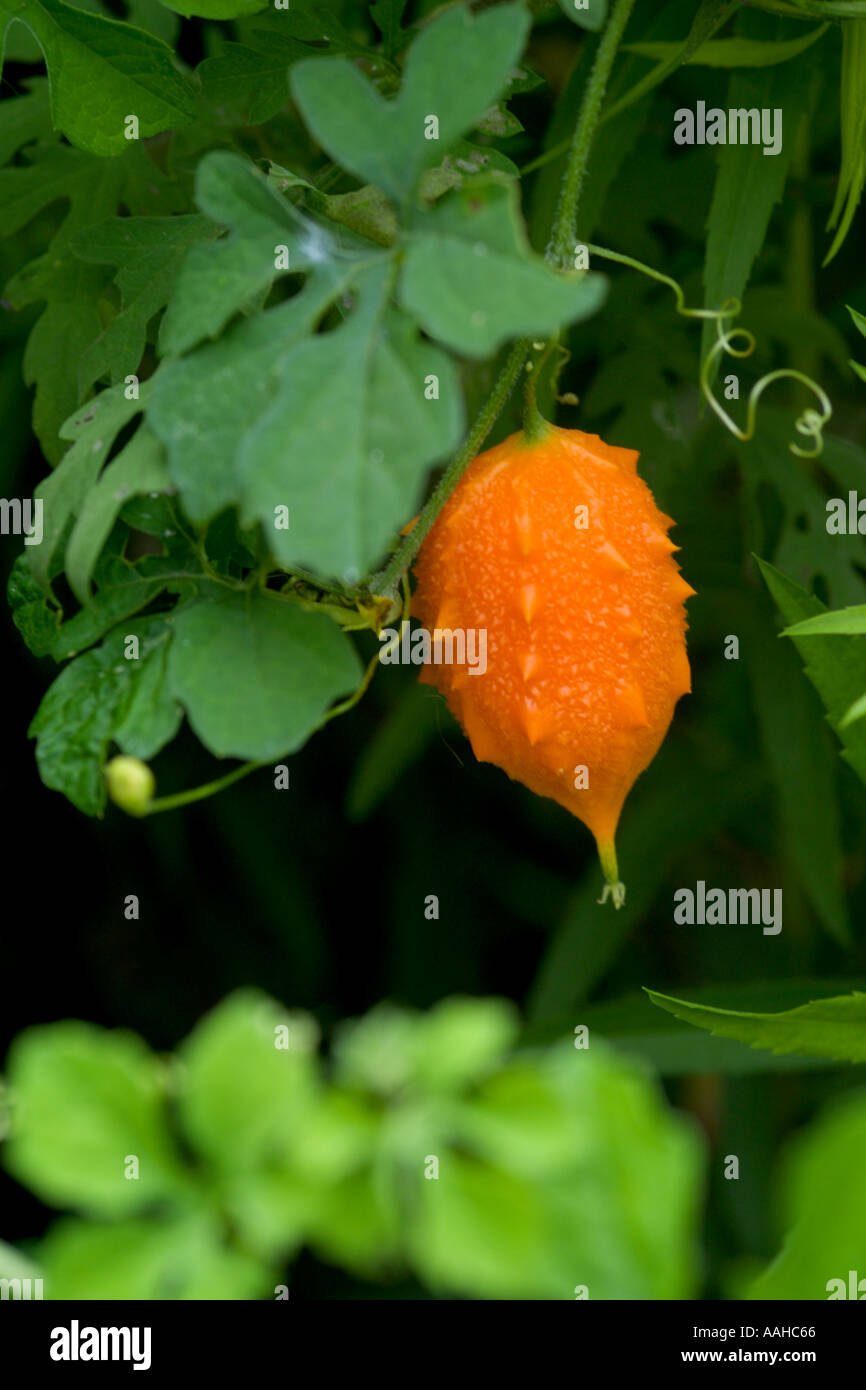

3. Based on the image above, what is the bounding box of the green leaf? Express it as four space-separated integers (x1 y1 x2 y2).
4 148 128 462
647 989 866 1064
177 989 318 1173
29 615 178 814
849 303 866 341
370 0 408 58
7 554 61 658
51 553 190 661
167 590 362 760
290 3 530 205
125 0 179 45
65 423 170 603
112 634 183 760
411 998 519 1092
3 1020 184 1215
37 1212 272 1299
400 180 606 358
756 556 866 788
158 152 332 358
783 605 866 635
238 267 464 578
825 21 866 264
30 382 150 593
307 1165 400 1272
0 0 196 156
557 0 607 31
526 981 866 1075
535 1044 702 1299
625 25 828 67
408 1041 702 1299
0 1240 42 1284
71 215 216 397
148 267 348 524
598 0 740 127
701 14 808 376
0 77 52 164
157 0 267 18
453 1062 584 1178
744 1091 866 1298
196 32 307 126
739 416 866 608
409 1154 556 1298
740 597 850 945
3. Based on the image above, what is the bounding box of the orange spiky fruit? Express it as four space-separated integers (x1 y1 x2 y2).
411 425 693 907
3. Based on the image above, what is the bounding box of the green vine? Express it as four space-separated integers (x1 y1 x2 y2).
586 243 833 457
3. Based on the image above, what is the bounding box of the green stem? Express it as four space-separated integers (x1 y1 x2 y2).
147 760 267 813
548 0 638 269
523 338 558 441
372 338 530 592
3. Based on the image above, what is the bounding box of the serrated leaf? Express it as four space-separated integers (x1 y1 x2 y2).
738 414 866 608
65 423 170 602
557 0 607 32
756 556 866 789
399 181 606 357
148 266 348 523
158 152 332 357
7 554 61 657
51 562 165 661
29 615 177 814
0 0 196 156
167 590 362 761
3 1019 184 1214
783 605 866 635
290 3 530 205
238 267 464 579
196 33 307 126
71 215 216 397
30 382 150 592
4 149 128 461
0 78 52 164
647 988 866 1063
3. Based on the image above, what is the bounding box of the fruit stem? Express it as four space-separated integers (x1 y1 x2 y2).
596 838 626 910
522 338 557 442
548 0 638 270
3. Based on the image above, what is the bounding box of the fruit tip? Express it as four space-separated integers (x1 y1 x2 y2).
596 838 626 910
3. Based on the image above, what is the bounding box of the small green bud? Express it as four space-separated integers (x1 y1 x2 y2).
105 756 155 816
